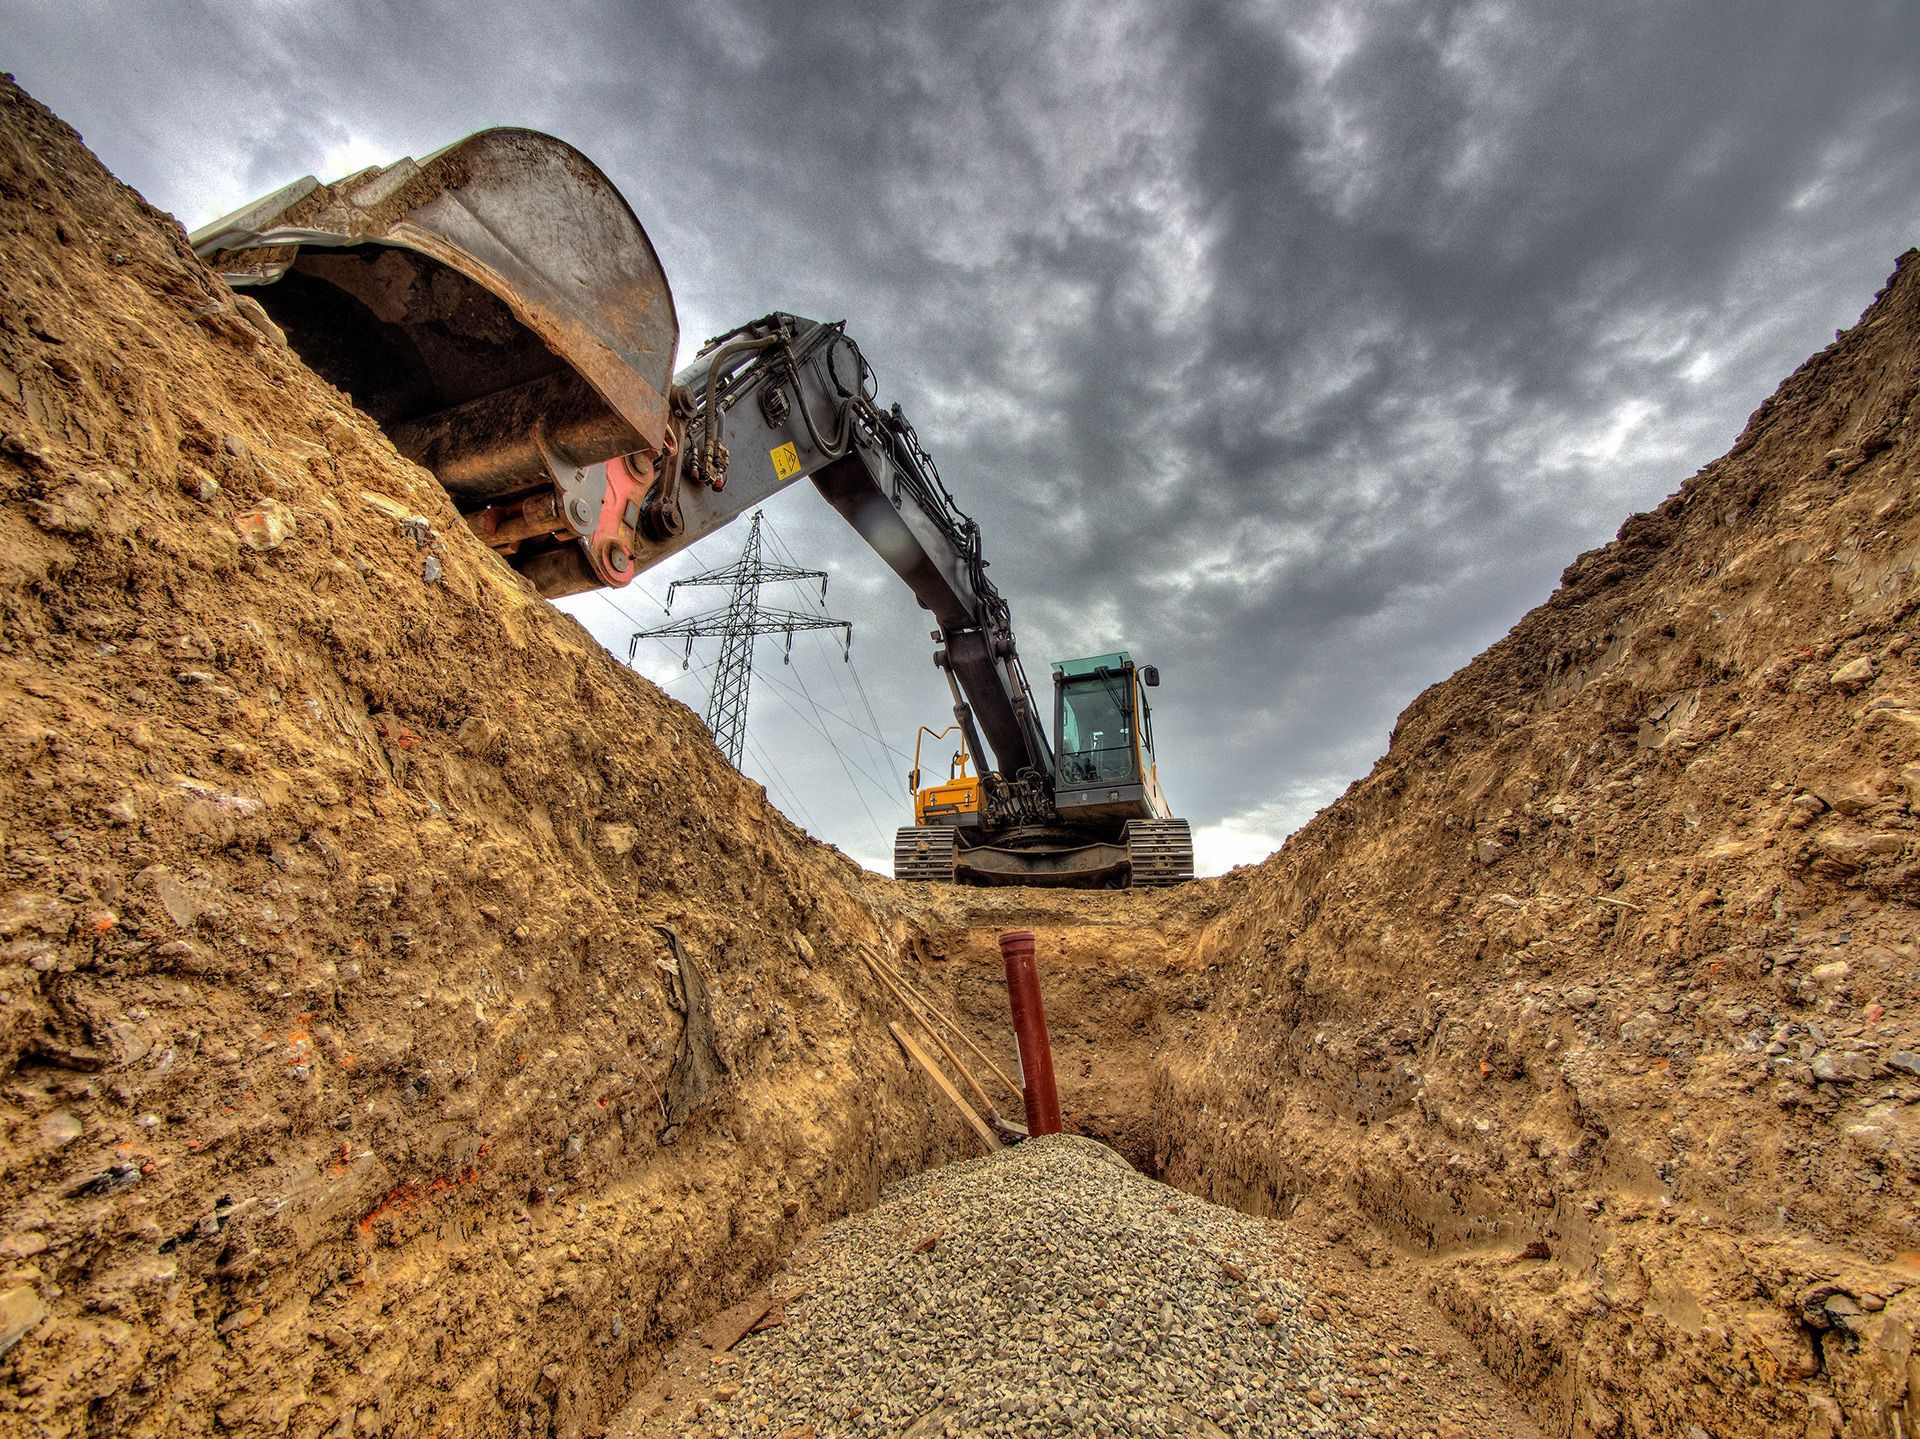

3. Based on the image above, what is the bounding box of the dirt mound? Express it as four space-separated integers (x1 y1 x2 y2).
0 79 972 1438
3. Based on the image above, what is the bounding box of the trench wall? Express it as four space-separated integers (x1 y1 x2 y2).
0 81 974 1439
7 71 1920 1439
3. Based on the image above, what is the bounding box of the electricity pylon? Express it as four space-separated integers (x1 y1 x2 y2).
627 512 852 768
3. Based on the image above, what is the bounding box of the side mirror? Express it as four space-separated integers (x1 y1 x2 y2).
908 768 920 795
1140 665 1160 688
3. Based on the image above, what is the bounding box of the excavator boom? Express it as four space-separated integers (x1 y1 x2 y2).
194 128 1190 886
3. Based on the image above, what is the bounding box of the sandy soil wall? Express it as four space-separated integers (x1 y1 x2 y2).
1135 255 1920 1438
904 255 1920 1439
0 81 967 1439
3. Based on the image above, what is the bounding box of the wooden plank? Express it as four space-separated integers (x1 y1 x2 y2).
749 1292 800 1334
888 1021 1001 1152
697 1295 775 1352
866 946 1022 1103
862 953 1001 1116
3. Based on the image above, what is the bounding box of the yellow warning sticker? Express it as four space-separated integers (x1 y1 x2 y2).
770 442 801 480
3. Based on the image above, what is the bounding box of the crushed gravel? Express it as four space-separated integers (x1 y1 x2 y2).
672 1135 1379 1437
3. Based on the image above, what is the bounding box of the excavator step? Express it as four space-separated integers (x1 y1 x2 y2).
1124 819 1195 887
894 825 957 883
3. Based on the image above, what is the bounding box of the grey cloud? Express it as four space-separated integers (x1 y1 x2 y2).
8 0 1919 870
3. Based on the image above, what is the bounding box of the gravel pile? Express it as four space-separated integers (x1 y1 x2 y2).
678 1135 1375 1437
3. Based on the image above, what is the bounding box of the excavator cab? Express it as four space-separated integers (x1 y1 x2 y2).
895 652 1189 887
1049 653 1171 828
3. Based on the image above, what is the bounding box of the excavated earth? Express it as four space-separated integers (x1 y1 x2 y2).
1 75 1917 1439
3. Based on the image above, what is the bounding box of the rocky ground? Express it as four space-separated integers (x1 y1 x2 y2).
610 1137 1542 1439
1 67 1916 1439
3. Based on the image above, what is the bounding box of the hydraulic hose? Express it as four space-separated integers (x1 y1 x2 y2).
785 335 857 461
697 331 783 480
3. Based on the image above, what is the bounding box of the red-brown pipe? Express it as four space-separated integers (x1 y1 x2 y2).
998 929 1063 1137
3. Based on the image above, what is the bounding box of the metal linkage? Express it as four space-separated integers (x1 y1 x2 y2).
628 512 852 768
668 315 1054 790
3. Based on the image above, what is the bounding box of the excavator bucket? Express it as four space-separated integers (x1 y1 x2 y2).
191 129 679 596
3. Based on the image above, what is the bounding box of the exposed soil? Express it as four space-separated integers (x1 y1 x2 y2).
1140 249 1920 1439
2 73 1917 1439
0 80 969 1439
899 886 1229 1172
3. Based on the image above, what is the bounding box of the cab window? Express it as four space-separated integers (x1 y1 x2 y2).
1060 674 1135 783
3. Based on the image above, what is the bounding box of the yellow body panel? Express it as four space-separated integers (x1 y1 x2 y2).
915 775 981 824
908 723 980 827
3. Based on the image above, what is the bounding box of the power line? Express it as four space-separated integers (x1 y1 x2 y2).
752 666 894 846
742 729 822 834
753 665 898 804
608 541 900 805
614 595 835 835
751 666 910 779
814 620 894 787
603 518 907 851
847 662 901 763
641 638 879 838
592 578 673 631
594 585 716 687
627 512 853 768
762 517 888 776
630 564 912 765
760 515 912 766
624 628 721 690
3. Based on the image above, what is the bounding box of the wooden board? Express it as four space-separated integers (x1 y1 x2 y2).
697 1295 774 1352
888 1021 1001 1152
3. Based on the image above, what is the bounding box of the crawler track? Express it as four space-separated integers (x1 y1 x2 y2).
894 824 957 882
1125 818 1194 886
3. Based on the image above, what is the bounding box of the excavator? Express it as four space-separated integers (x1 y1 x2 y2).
189 128 1193 887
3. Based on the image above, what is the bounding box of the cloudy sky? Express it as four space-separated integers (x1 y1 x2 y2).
11 1 1920 874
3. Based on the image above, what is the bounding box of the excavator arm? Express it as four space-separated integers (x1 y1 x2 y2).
665 315 1056 796
190 135 1053 795
191 127 1195 884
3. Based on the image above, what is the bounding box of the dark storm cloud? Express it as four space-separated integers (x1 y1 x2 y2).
9 0 1920 869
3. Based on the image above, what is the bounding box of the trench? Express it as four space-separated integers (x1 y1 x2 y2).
595 891 1561 1438
592 880 1920 1439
